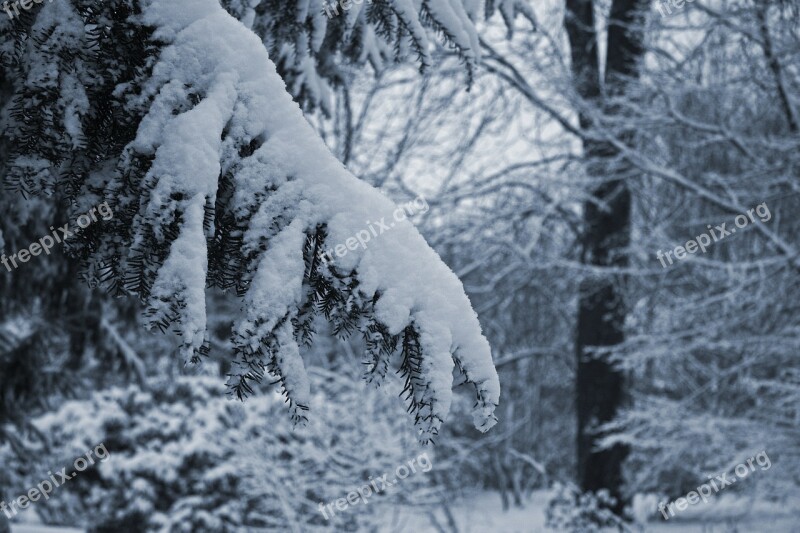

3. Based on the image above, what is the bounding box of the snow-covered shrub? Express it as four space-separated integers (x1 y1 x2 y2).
545 482 627 533
629 493 660 526
29 372 430 532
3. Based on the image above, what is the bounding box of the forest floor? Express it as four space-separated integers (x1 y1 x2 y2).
8 490 798 532
12 527 83 533
381 490 800 532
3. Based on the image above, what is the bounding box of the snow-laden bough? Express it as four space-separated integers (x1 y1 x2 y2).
119 0 500 441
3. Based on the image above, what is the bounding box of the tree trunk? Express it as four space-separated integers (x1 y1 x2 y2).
564 0 647 514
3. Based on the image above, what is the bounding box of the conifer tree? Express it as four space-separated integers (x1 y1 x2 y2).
0 0 533 440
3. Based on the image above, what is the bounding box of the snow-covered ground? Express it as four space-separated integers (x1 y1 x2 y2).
10 490 798 532
379 490 800 532
12 527 83 533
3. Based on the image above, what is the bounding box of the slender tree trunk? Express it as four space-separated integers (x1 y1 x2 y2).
565 0 647 514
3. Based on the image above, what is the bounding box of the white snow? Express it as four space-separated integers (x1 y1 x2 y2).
147 195 209 360
12 527 85 533
377 490 800 532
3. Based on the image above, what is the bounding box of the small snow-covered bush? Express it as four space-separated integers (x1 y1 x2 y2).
545 482 627 533
29 371 429 532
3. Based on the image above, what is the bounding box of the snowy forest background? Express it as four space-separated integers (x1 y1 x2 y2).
0 0 798 531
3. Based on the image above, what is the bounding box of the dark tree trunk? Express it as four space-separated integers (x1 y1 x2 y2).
564 0 647 514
